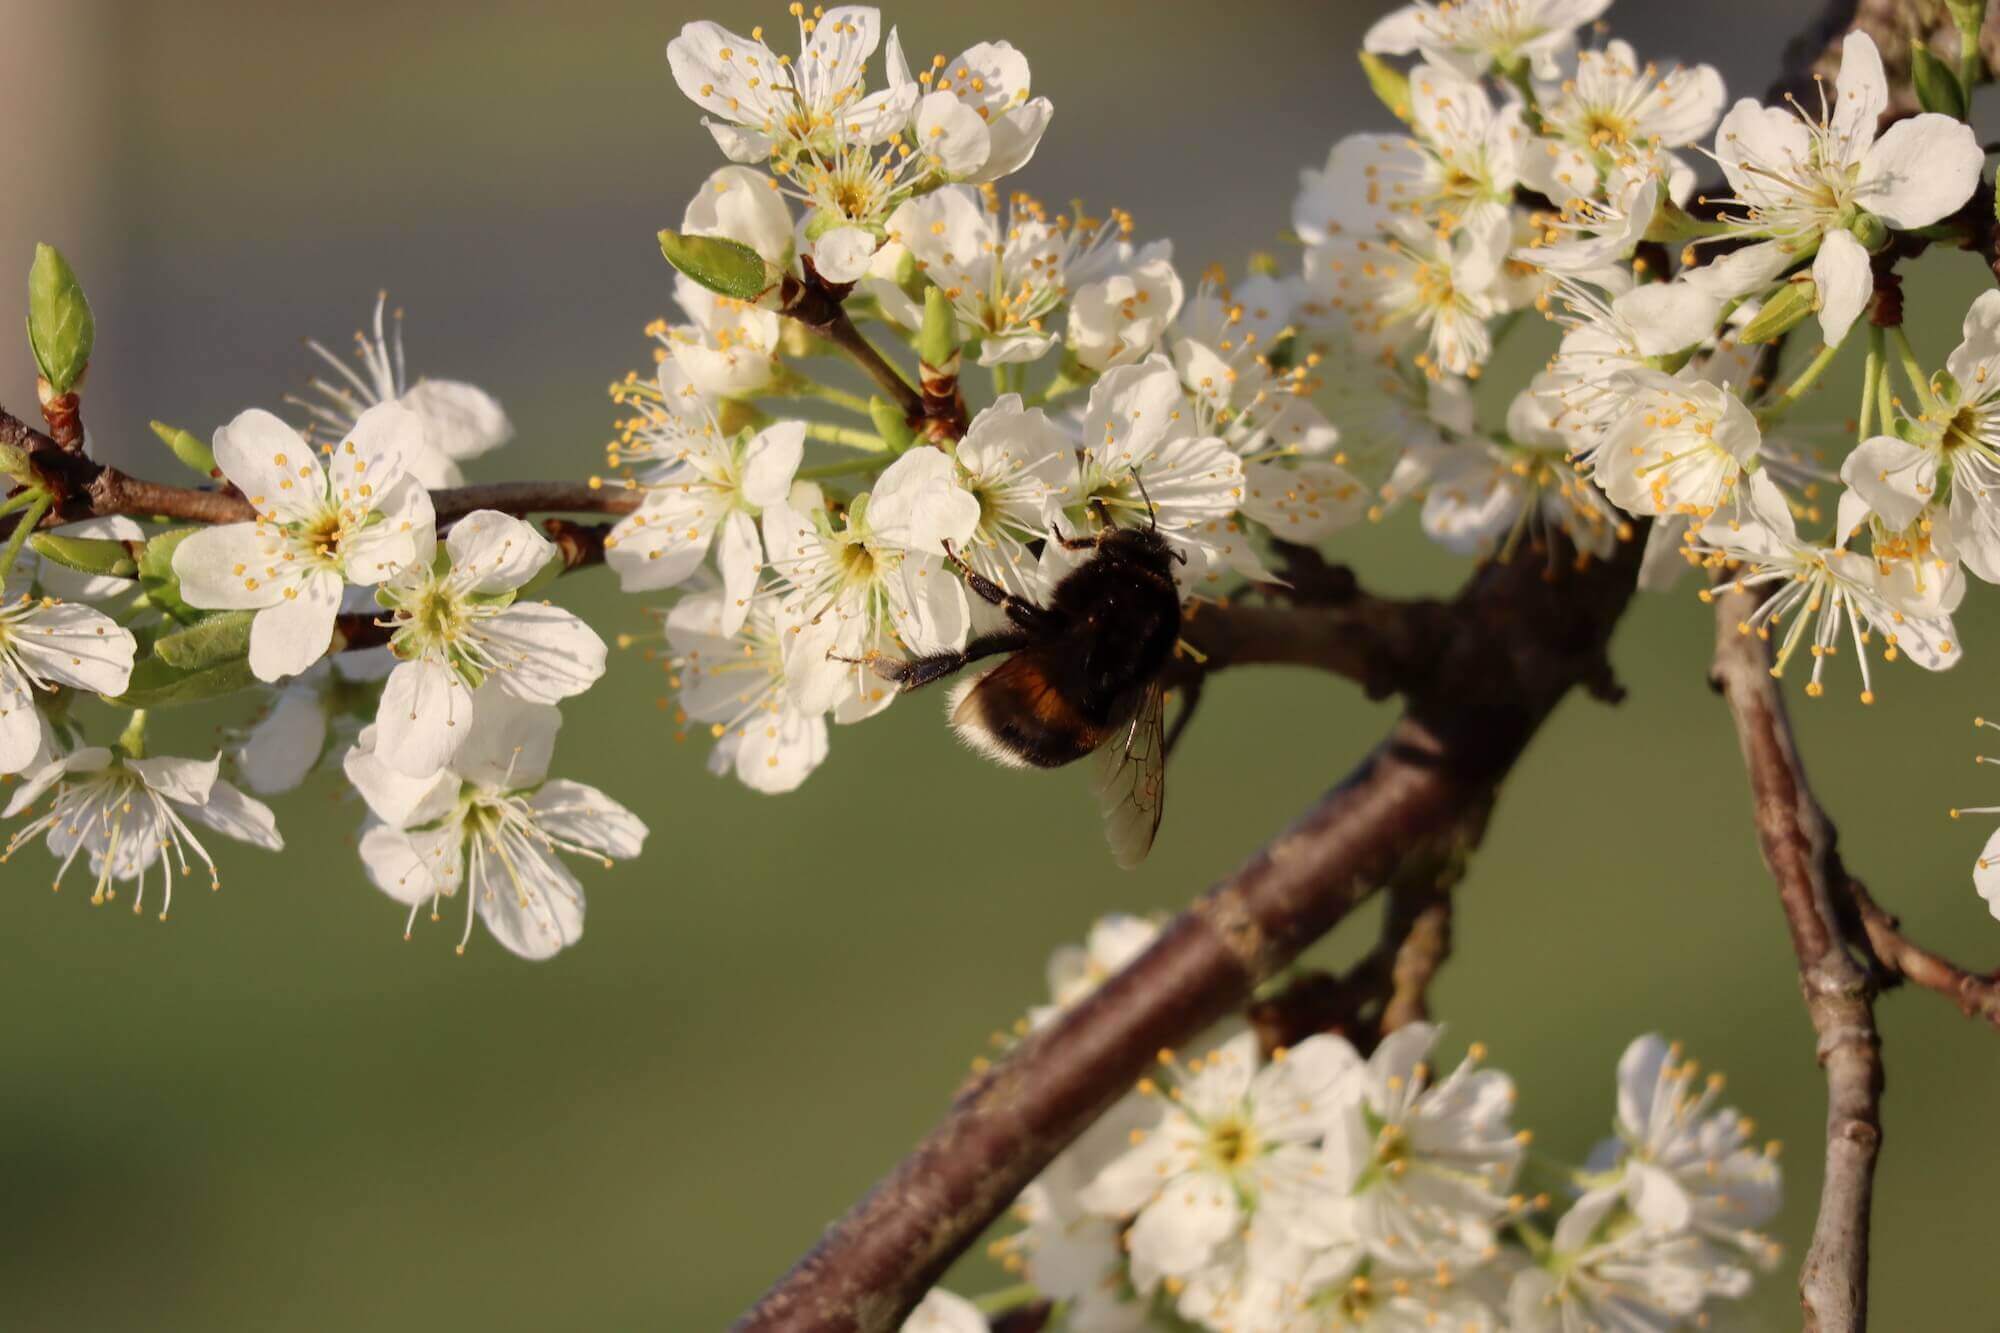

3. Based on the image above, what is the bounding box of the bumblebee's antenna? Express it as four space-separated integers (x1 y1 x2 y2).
1133 472 1158 532
1089 496 1117 530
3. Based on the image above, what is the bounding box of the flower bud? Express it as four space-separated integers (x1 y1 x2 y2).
1849 211 1890 252
26 243 94 395
1736 278 1817 345
149 420 219 479
919 284 960 375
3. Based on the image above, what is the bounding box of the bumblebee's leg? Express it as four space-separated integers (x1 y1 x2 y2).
1163 676 1205 760
1049 520 1100 553
864 629 1033 692
941 542 1058 634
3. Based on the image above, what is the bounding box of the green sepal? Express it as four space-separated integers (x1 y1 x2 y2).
136 528 207 626
869 396 917 454
1912 42 1969 119
26 243 94 394
1736 278 1817 345
149 420 218 478
658 229 773 302
26 532 138 579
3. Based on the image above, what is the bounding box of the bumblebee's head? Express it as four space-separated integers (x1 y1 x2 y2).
1098 524 1184 572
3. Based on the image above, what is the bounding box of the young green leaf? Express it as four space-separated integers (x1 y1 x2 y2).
137 528 208 625
658 229 774 302
1912 44 1968 119
26 243 95 394
26 532 139 579
153 611 255 671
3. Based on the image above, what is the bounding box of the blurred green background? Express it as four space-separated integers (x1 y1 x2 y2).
3 1 1998 1329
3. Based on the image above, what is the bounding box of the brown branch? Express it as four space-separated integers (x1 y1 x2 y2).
732 536 1641 1333
779 265 929 429
1848 879 2000 1029
0 405 641 541
1710 587 1882 1333
1178 591 1449 700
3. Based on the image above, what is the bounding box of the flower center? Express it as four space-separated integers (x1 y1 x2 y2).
1201 1115 1259 1172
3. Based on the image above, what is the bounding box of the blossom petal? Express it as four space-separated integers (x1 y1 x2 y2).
446 510 554 594
482 603 608 704
248 572 341 682
1856 114 1984 230
376 657 476 778
528 778 648 860
214 409 323 522
1812 228 1870 348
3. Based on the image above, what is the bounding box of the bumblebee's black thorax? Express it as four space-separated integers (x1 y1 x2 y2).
1044 532 1182 724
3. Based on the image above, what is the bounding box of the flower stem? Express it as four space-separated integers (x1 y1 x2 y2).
803 422 888 452
970 1283 1041 1316
1758 340 1842 426
797 453 895 482
0 490 52 582
777 378 872 416
1857 327 1883 444
1888 324 1940 415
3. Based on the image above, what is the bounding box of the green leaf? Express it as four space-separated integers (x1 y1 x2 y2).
26 243 94 394
111 651 260 709
153 611 254 671
26 533 138 579
1912 44 1968 119
137 528 206 626
658 229 772 302
1358 51 1412 123
149 420 218 478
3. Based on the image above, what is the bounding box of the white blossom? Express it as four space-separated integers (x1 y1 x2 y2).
1694 471 1961 701
1586 1035 1782 1262
1364 0 1612 79
373 510 607 778
664 585 829 794
1305 212 1511 378
761 485 970 720
604 372 804 624
173 404 436 683
1313 1023 1522 1272
1080 1030 1361 1292
0 581 136 775
293 293 512 488
3 747 280 918
666 6 914 164
347 687 645 960
1593 368 1762 519
1506 1186 1752 1332
1704 31 1982 346
889 39 1053 184
1295 62 1524 243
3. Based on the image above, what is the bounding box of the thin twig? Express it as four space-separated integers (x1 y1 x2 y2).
1847 879 2000 1029
1711 586 1882 1333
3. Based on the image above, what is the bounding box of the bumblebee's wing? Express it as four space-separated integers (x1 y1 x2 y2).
1096 681 1166 869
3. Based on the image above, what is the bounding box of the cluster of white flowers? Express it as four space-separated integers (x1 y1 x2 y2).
904 915 1782 1333
0 301 643 955
10 0 2000 952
